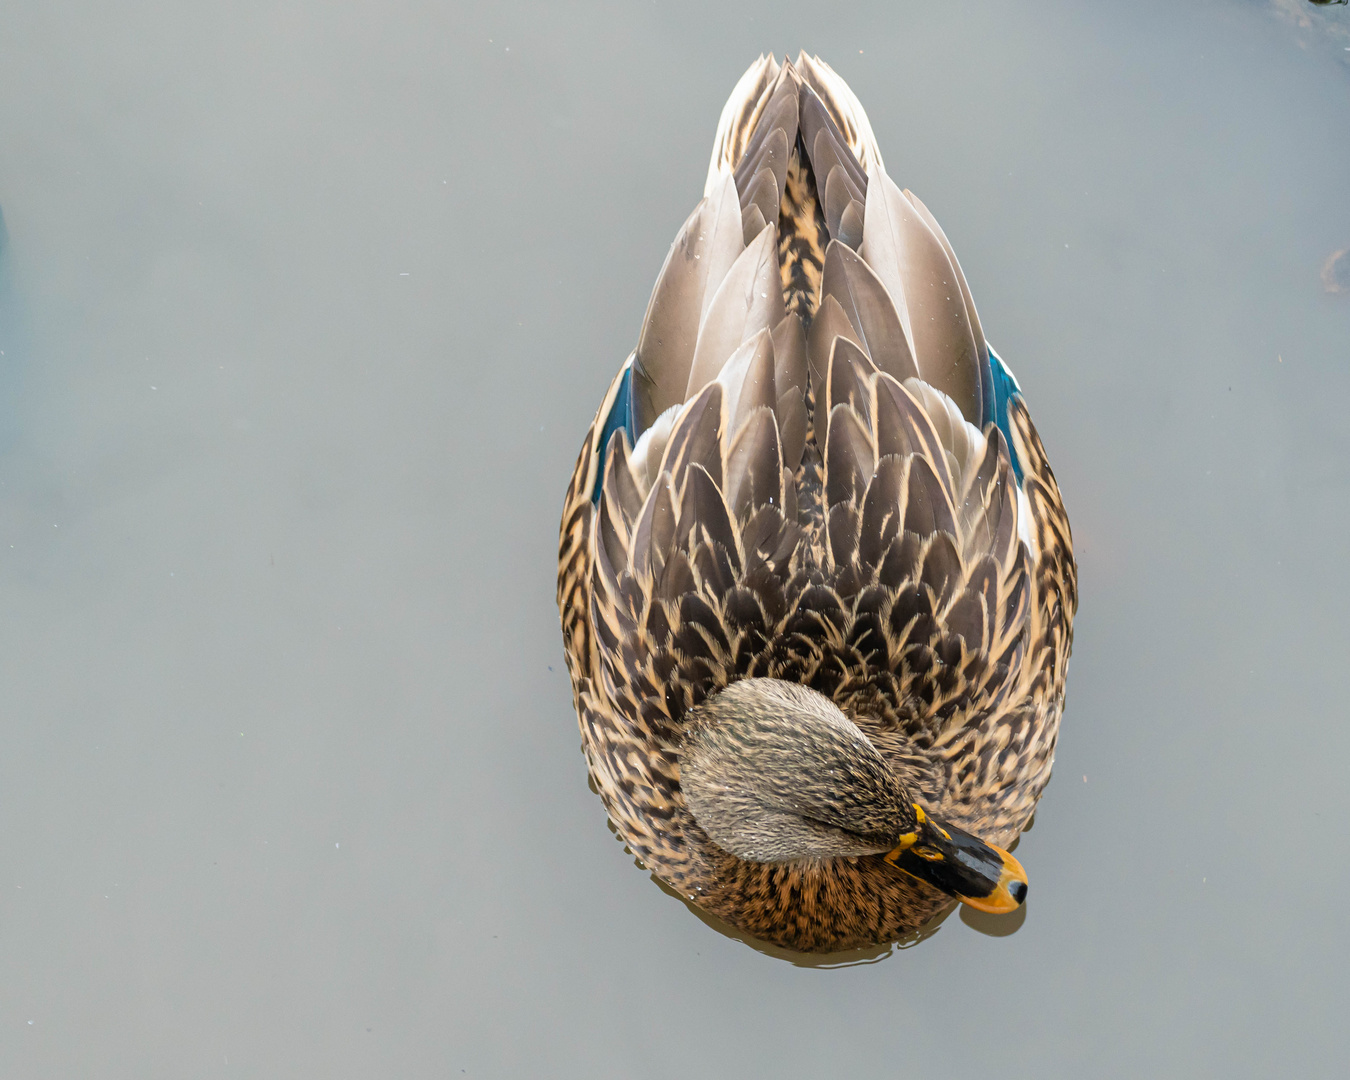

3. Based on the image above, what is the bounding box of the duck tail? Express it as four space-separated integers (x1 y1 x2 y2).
791 53 884 181
705 54 886 196
704 54 781 196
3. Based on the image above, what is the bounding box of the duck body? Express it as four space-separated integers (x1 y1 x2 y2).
557 55 1076 952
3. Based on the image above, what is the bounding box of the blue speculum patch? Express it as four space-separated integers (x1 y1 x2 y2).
591 363 636 503
593 349 1024 503
987 346 1024 485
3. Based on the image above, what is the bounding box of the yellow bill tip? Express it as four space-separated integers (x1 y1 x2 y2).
956 845 1028 914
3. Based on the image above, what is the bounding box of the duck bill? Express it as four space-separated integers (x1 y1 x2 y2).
883 815 1028 914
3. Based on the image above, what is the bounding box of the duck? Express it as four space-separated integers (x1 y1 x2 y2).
557 53 1077 953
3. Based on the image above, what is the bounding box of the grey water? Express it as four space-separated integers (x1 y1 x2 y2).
1 1 1348 1076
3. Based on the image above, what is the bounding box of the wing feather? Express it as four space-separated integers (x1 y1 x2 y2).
860 168 982 423
634 173 745 429
724 406 784 523
794 53 884 179
704 55 781 195
820 239 919 389
685 223 785 400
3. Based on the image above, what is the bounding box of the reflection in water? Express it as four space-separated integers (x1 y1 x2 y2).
1323 248 1349 293
1270 0 1350 48
0 204 18 454
960 901 1028 938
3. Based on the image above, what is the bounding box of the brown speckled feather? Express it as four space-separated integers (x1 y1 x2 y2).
558 55 1076 951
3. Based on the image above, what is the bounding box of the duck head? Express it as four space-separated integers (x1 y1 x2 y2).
679 678 1027 914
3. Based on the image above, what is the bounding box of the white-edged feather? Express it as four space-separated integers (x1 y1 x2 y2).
704 55 781 196
795 53 885 180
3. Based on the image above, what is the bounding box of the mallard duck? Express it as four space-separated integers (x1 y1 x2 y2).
557 54 1077 953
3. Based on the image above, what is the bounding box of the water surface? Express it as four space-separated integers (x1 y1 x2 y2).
1 1 1348 1076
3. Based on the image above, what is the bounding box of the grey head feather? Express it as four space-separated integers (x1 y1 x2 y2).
680 678 915 864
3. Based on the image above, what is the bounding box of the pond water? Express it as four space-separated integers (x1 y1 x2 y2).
2 1 1348 1076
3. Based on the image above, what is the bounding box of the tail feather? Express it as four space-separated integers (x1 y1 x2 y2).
793 53 884 180
704 55 782 196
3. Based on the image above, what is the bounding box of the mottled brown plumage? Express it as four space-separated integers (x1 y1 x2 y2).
557 54 1076 952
